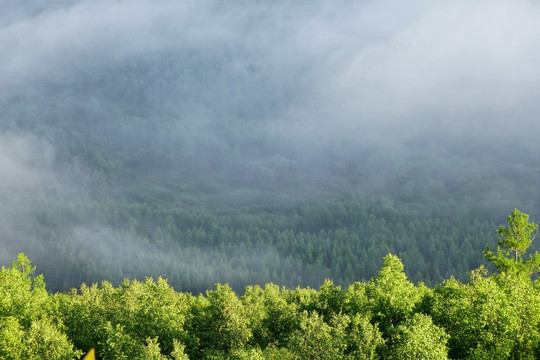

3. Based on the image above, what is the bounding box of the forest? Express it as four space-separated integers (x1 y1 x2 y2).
1 209 539 359
1 0 540 294
1 1 540 358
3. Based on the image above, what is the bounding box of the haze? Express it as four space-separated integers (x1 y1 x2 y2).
1 0 539 291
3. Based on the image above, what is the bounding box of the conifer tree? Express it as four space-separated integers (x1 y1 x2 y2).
484 209 540 277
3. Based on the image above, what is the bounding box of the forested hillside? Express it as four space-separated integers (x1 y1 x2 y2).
1 0 540 294
1 210 539 359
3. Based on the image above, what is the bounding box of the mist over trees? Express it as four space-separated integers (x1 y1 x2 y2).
1 0 540 293
1 209 540 358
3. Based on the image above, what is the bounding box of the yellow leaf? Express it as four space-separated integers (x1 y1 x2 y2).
82 348 95 360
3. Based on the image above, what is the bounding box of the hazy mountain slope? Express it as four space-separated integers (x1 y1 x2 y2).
1 0 540 292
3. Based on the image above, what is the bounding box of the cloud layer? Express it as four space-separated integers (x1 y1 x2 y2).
4 1 540 131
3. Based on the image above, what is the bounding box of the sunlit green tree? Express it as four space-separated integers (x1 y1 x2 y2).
484 209 540 277
0 254 81 360
388 313 448 360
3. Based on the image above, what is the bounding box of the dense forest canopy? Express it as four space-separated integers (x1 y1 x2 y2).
1 210 539 358
1 0 540 294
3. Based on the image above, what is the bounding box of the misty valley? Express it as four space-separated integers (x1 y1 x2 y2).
1 0 540 359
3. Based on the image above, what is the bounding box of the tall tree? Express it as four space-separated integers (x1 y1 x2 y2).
484 209 540 277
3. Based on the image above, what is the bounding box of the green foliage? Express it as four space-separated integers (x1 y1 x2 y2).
2 210 540 359
0 317 26 359
288 311 348 360
55 277 191 360
388 313 449 360
0 255 81 360
0 254 47 325
256 284 298 348
141 337 168 360
502 274 540 359
345 313 384 359
260 346 296 359
189 284 252 357
317 279 346 320
428 266 540 359
366 254 420 337
170 339 190 360
484 208 540 277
